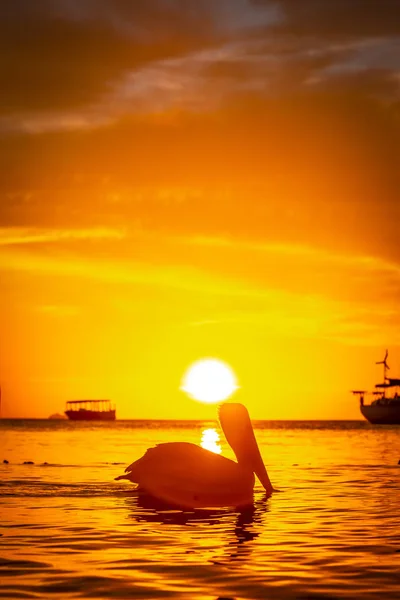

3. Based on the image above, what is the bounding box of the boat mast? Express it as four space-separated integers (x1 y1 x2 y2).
376 349 390 398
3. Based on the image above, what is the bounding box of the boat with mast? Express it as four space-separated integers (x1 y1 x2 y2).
352 350 400 424
65 399 116 421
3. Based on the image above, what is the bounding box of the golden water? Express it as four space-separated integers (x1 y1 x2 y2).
1 420 399 599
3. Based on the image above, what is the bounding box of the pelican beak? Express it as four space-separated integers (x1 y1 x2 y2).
252 447 273 495
219 402 273 495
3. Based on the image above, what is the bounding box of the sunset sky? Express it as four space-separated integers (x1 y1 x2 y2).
1 0 400 419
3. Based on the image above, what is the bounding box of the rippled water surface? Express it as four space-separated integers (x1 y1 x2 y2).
1 419 400 599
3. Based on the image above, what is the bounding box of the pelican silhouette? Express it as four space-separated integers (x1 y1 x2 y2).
115 403 273 508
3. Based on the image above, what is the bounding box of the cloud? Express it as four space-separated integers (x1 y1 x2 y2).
1 0 399 134
3 226 400 307
173 233 400 302
0 0 280 118
0 244 267 298
2 33 400 136
262 0 400 38
1 223 400 347
0 1 214 114
0 1 399 270
189 302 400 346
180 234 400 274
0 226 126 245
0 45 244 134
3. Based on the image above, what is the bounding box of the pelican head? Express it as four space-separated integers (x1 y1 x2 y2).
218 403 273 494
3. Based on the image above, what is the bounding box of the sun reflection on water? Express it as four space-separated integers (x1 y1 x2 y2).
200 428 222 454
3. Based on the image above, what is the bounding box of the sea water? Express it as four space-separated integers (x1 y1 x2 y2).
1 419 399 599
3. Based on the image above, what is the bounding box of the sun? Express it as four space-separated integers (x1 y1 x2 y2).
181 358 238 403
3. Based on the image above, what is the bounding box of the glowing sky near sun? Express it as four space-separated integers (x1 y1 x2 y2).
1 1 400 419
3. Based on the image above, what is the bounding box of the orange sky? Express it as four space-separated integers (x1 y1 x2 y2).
1 1 400 418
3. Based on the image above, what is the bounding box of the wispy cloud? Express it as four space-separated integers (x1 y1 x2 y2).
3 27 399 134
187 295 400 346
177 233 400 279
2 230 400 347
0 245 266 297
0 226 126 245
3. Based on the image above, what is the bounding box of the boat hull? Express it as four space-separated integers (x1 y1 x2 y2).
65 410 116 421
360 403 400 425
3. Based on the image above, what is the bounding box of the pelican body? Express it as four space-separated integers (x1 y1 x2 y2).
115 403 273 508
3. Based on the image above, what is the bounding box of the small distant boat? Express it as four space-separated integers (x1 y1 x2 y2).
352 350 400 424
65 399 116 421
48 413 67 420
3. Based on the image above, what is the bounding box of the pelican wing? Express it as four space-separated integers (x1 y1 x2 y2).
116 442 254 508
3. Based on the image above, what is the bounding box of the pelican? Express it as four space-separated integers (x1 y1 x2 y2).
115 403 273 508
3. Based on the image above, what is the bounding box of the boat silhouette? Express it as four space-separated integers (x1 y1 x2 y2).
352 350 400 424
65 399 116 421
